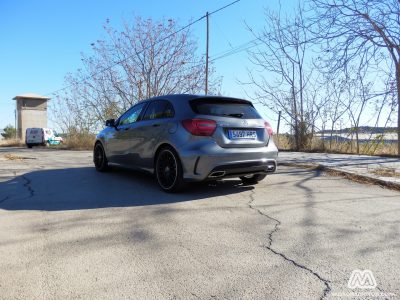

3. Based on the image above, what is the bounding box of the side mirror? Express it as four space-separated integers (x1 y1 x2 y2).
105 119 116 127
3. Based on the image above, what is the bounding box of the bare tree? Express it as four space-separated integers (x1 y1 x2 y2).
338 70 372 154
310 0 400 155
365 86 397 154
319 74 349 149
244 5 320 150
53 17 219 133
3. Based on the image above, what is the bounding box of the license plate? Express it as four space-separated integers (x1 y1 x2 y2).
228 130 257 140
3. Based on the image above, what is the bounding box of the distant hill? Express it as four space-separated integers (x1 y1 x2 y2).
318 126 397 134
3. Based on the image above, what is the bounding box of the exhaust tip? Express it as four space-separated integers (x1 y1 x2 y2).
266 163 276 172
209 171 226 178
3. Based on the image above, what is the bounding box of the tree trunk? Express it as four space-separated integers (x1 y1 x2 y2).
397 63 400 157
293 108 300 151
329 124 334 150
292 67 300 151
355 129 359 154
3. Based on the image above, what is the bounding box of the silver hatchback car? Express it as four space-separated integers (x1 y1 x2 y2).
94 94 278 192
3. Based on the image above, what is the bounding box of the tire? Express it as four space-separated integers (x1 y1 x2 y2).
93 143 110 172
240 174 267 185
27 144 32 149
155 147 185 193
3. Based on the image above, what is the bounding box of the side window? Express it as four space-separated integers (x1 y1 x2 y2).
119 102 147 126
142 100 175 120
163 102 175 118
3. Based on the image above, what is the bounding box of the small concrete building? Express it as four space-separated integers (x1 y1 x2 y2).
13 93 50 141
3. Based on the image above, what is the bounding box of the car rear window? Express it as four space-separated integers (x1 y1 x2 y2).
190 98 261 119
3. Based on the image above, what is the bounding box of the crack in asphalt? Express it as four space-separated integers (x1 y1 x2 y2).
248 190 331 300
22 175 35 198
190 292 201 299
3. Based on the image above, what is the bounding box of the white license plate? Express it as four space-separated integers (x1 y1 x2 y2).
228 130 257 140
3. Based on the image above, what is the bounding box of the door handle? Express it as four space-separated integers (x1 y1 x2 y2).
152 124 160 127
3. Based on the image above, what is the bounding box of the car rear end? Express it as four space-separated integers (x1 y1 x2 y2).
26 128 45 147
173 96 278 182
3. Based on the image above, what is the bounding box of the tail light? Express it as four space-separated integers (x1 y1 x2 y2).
41 128 45 143
264 121 273 136
182 119 216 136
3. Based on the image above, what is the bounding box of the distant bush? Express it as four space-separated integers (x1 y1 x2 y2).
63 133 95 150
273 134 397 156
1 125 16 140
0 139 24 147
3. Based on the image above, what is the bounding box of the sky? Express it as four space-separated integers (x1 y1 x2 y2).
0 0 294 132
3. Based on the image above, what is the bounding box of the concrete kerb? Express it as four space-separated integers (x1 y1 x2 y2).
279 162 400 192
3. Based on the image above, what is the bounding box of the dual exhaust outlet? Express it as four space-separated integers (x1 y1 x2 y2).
208 162 276 179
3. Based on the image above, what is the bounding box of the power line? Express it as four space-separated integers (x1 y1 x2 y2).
210 39 262 62
45 0 241 97
174 38 264 73
209 0 240 15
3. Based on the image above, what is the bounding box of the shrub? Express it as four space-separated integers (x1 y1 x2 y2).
63 133 96 150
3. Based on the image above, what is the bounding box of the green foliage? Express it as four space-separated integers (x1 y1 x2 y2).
1 125 16 140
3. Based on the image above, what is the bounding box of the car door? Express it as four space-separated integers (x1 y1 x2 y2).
106 102 147 165
133 100 175 170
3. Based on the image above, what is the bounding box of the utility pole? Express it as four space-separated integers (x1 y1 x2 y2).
14 109 17 139
276 111 281 148
205 11 209 95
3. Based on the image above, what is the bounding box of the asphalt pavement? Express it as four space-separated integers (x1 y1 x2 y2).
0 148 399 299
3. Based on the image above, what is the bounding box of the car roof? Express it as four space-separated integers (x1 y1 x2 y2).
143 94 252 104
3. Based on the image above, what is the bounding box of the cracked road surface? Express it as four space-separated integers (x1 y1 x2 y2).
0 148 399 299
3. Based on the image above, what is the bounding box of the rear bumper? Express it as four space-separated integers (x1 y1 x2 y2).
208 160 276 179
178 139 278 181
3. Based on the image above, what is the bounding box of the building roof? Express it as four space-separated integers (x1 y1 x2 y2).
13 93 50 100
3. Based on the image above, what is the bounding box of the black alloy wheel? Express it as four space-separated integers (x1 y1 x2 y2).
156 148 185 192
94 143 109 172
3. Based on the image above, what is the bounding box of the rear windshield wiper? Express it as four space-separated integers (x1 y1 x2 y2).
223 113 244 118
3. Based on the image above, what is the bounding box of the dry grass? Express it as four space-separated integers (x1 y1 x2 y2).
4 153 24 160
3 153 35 161
273 134 398 156
0 134 95 151
371 167 400 178
63 133 96 150
0 139 25 147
